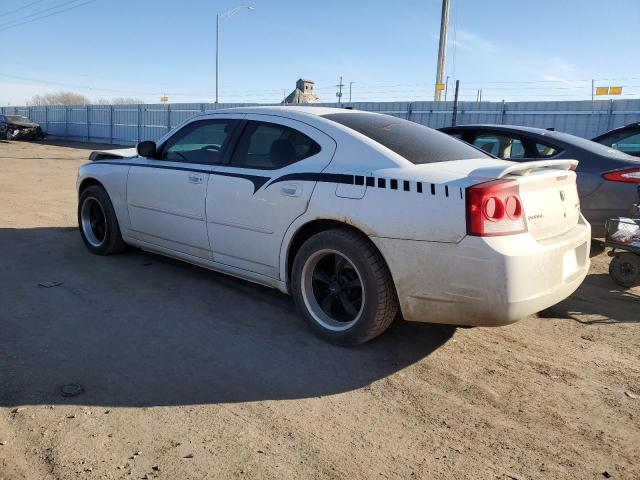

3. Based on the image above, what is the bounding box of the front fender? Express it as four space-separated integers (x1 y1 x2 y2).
77 162 132 235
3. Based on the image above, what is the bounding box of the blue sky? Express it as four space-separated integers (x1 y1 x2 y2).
1 0 639 105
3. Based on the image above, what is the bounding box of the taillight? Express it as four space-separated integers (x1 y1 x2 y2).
466 179 527 236
602 168 640 183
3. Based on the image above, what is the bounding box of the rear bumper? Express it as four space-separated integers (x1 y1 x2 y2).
371 216 591 327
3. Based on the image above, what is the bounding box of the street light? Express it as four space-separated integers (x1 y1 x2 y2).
216 5 255 104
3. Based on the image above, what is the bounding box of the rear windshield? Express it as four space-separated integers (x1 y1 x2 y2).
323 112 490 164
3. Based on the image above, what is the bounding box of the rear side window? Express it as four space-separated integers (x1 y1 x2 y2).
535 142 559 157
473 134 526 159
323 112 489 164
231 121 321 169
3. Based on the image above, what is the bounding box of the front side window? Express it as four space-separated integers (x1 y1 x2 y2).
323 112 489 164
231 121 321 169
161 119 236 164
473 134 525 159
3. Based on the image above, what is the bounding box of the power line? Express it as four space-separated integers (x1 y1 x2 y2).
1 68 638 103
0 0 96 32
0 0 89 28
0 0 47 20
0 71 155 96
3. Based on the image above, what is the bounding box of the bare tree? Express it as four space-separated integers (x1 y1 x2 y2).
96 97 145 105
28 91 92 105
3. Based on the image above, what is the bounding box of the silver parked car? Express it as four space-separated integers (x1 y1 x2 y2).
440 125 640 237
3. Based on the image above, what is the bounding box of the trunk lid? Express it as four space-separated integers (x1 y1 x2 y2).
471 159 581 240
517 169 581 240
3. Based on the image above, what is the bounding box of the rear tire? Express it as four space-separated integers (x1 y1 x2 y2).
78 185 127 255
609 253 640 288
291 229 398 345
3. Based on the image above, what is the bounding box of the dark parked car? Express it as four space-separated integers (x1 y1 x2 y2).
0 114 46 140
592 122 640 158
440 124 640 237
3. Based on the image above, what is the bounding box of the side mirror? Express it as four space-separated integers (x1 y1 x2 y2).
137 140 157 158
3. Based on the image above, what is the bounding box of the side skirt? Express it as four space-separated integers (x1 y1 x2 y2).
123 236 290 294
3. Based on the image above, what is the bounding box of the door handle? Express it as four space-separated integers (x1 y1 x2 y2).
188 174 203 184
280 183 302 197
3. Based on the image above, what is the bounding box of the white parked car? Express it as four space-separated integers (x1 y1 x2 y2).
77 107 591 344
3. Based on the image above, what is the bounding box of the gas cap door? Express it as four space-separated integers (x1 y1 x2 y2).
336 170 372 199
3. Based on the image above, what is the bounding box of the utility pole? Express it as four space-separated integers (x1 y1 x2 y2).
336 76 344 105
434 0 451 101
451 79 460 126
215 13 219 103
349 81 355 103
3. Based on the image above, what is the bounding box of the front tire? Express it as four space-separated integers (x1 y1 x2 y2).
292 229 399 345
78 185 126 255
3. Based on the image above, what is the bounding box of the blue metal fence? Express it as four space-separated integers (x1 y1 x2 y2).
2 99 639 145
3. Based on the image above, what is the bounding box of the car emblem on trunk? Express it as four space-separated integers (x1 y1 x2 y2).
559 190 566 201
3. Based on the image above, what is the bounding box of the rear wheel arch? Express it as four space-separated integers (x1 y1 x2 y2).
284 219 392 290
289 225 400 344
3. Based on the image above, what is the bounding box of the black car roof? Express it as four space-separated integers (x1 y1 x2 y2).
440 124 559 136
592 122 640 141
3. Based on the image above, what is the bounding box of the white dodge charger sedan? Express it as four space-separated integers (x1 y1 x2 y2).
77 107 591 344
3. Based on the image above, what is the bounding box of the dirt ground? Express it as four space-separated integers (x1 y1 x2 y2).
0 140 638 480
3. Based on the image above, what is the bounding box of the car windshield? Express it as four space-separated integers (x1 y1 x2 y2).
323 112 490 164
6 115 32 123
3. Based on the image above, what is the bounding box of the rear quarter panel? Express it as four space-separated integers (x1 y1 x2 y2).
304 166 470 243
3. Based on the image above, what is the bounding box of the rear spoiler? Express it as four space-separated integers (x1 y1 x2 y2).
470 159 578 180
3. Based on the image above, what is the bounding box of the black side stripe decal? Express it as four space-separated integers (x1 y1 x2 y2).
213 170 271 192
93 161 459 199
95 161 272 193
96 161 212 175
263 172 354 189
